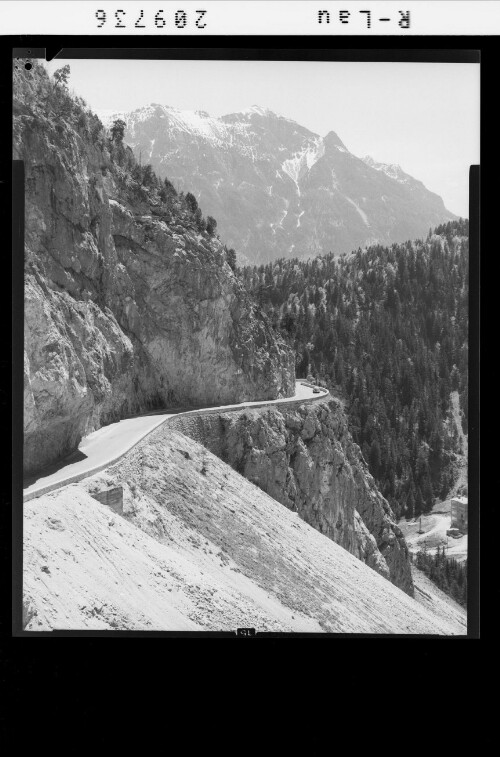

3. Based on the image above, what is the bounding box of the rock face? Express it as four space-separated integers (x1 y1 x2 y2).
102 104 457 264
167 398 414 595
16 65 295 475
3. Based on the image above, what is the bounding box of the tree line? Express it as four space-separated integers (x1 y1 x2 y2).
413 546 467 607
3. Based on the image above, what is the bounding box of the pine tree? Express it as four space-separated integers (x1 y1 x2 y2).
206 216 217 236
194 207 205 231
110 119 126 143
415 486 424 517
225 248 237 272
141 164 155 187
369 439 381 478
185 192 199 215
53 65 71 89
406 489 415 519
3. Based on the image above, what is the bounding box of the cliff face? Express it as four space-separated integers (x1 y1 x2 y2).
167 398 414 595
15 64 294 474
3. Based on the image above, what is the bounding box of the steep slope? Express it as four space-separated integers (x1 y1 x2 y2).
167 397 413 595
102 104 456 264
23 428 465 634
411 566 467 632
15 65 294 475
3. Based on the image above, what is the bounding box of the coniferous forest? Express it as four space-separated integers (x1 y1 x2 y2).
413 547 467 607
242 219 469 520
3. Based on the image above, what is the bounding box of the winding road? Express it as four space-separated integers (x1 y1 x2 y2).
23 380 330 502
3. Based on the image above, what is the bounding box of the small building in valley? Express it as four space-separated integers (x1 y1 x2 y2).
450 496 468 534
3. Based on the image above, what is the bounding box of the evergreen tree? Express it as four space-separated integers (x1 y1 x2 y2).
141 164 155 187
53 64 71 89
225 248 237 271
369 439 381 478
110 118 126 143
185 192 199 215
206 216 217 236
194 207 206 231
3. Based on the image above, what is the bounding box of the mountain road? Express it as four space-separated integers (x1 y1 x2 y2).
23 380 329 502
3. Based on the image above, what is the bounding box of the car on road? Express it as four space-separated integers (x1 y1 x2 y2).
313 388 321 393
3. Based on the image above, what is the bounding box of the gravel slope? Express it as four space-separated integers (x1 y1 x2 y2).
24 430 466 634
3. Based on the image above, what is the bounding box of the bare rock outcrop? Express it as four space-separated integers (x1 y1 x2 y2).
15 64 294 474
167 398 414 595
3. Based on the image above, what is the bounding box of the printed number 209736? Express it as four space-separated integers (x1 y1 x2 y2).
95 10 207 29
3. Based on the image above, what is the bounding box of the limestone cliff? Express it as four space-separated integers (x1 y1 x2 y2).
15 63 294 474
166 398 414 595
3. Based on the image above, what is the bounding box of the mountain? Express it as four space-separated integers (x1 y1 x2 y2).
101 104 457 264
15 65 294 475
17 65 469 634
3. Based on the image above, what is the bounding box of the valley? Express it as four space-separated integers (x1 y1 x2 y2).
16 61 471 635
398 499 468 564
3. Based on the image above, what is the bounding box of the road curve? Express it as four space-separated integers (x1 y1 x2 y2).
23 380 330 502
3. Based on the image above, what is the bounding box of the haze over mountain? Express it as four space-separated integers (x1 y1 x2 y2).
100 104 457 264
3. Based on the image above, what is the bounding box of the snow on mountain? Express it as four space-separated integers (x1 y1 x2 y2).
282 138 325 193
362 155 412 185
105 104 456 264
100 104 237 146
345 196 370 227
239 104 276 118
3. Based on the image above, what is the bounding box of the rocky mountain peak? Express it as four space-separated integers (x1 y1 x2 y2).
222 104 278 120
323 130 349 153
246 104 276 117
362 155 410 184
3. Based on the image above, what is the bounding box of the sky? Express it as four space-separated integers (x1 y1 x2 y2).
44 59 479 217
